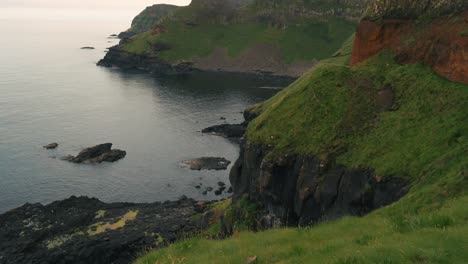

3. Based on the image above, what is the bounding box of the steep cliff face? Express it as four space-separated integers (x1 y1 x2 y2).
352 2 468 84
230 142 407 226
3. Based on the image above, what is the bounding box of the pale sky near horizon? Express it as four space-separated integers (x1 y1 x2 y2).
0 1 192 22
1 0 192 9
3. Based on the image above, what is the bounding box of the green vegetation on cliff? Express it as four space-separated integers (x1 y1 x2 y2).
124 17 356 63
135 31 467 264
117 0 366 75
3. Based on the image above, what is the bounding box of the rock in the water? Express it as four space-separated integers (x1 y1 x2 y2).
179 157 231 170
43 143 58 149
80 47 95 50
0 196 210 264
214 190 222 195
63 143 126 164
217 181 226 187
202 123 246 138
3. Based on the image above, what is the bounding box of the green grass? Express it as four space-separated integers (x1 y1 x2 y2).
135 196 468 263
123 18 356 64
134 50 468 263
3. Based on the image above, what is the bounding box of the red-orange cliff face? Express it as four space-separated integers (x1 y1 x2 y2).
351 12 468 84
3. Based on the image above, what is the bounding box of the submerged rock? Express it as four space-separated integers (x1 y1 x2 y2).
80 47 95 50
43 143 58 149
202 123 246 138
63 143 126 164
179 157 231 170
0 196 209 264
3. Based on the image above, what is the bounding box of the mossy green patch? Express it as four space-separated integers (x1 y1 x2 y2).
95 210 106 219
88 210 139 236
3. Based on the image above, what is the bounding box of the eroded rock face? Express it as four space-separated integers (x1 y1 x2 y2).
351 11 468 84
63 143 126 164
0 196 208 264
230 141 408 226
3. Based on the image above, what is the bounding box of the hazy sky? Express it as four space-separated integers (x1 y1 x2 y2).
0 1 192 22
1 1 191 9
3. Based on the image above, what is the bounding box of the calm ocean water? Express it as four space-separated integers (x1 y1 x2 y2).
0 11 280 213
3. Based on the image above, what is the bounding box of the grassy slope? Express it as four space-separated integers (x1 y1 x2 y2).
123 13 356 64
134 34 468 262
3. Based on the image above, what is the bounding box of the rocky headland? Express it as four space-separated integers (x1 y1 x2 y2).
98 0 369 78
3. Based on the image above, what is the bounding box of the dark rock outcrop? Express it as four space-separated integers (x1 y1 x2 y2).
62 143 126 164
0 196 209 264
43 143 58 149
230 141 408 226
97 47 196 75
179 157 231 170
202 123 246 138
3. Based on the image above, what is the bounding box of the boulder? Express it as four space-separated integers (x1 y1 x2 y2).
43 143 58 149
63 143 126 164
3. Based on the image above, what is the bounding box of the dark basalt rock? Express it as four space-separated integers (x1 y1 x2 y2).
43 143 59 149
230 140 409 227
179 157 231 171
97 47 196 76
0 196 209 264
202 123 247 138
63 143 126 164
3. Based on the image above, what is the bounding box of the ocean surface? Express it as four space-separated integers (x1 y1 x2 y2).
0 10 281 213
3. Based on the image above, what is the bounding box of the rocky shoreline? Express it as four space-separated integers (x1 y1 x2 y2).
0 196 210 264
97 46 298 83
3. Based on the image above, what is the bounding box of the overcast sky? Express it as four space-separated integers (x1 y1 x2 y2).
0 0 191 9
0 1 192 22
